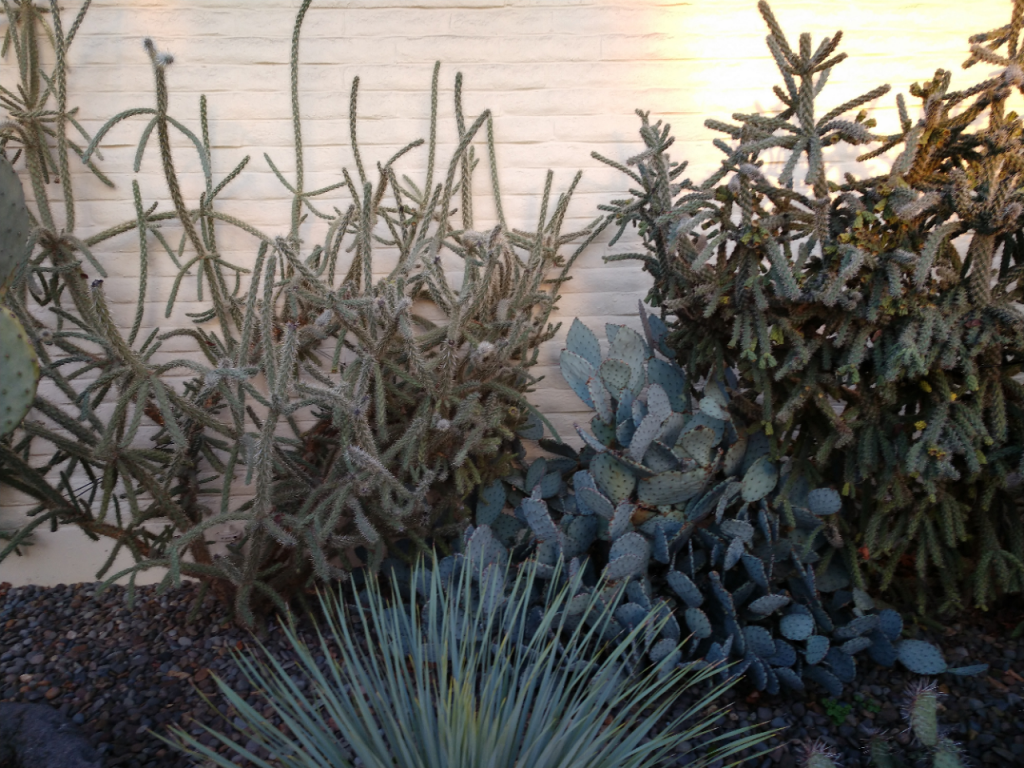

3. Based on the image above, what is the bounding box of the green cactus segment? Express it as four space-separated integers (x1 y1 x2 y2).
521 498 559 543
720 519 754 543
775 666 805 692
678 425 718 467
490 513 525 547
748 593 791 615
807 487 842 515
588 377 614 423
723 431 748 476
867 736 897 768
741 552 769 588
560 350 596 408
590 453 636 503
643 441 680 472
896 639 947 675
741 457 779 502
587 418 615 448
947 663 989 676
780 613 815 641
804 664 843 697
804 748 841 768
699 396 730 421
877 608 903 641
685 606 713 638
609 500 635 539
824 647 856 682
648 357 688 412
834 614 879 639
805 634 830 664
932 740 967 768
607 325 649 395
465 525 508 570
526 458 547 494
744 625 776 657
600 358 632 399
578 486 615 519
0 155 31 298
604 531 649 580
566 317 602 369
739 430 770 476
629 406 668 462
0 307 39 437
563 515 599 559
667 569 704 608
476 480 506 526
615 602 647 631
907 685 940 747
839 636 873 655
641 467 709 506
868 631 899 667
645 382 671 421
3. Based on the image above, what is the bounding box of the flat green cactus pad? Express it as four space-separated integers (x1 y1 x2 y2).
0 307 38 436
0 155 30 298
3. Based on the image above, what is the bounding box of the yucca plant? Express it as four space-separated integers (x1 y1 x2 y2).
166 553 777 768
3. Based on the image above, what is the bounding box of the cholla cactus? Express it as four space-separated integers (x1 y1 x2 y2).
596 0 1024 613
800 684 968 767
0 0 601 625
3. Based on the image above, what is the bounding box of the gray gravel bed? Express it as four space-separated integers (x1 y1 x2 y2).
1 580 1022 767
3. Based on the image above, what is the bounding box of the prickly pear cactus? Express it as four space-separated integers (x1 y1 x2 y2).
0 154 31 297
0 308 38 436
0 154 36 437
467 307 986 697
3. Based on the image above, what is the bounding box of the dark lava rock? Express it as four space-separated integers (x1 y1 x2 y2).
0 702 102 768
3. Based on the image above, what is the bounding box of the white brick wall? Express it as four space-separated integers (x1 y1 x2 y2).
1 0 1017 585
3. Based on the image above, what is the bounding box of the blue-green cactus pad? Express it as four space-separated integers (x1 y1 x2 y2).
560 350 596 408
566 317 602 368
805 634 830 664
807 487 842 515
896 639 947 675
0 307 39 437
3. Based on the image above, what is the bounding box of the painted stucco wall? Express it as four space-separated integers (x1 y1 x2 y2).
0 0 1016 586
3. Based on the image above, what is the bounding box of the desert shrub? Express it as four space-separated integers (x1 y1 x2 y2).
165 553 774 768
594 0 1024 613
0 0 601 625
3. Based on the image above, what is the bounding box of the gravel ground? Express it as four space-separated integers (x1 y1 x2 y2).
1 579 1022 768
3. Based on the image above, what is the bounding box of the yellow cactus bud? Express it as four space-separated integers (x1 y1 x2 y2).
950 393 957 402
915 420 927 431
919 380 932 393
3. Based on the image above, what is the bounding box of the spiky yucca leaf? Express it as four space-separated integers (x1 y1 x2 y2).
165 553 776 768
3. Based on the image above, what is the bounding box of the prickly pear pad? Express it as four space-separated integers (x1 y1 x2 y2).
0 307 38 436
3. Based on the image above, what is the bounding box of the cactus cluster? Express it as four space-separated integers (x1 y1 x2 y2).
801 681 967 768
463 309 986 695
0 154 37 438
0 0 602 625
595 0 1024 614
